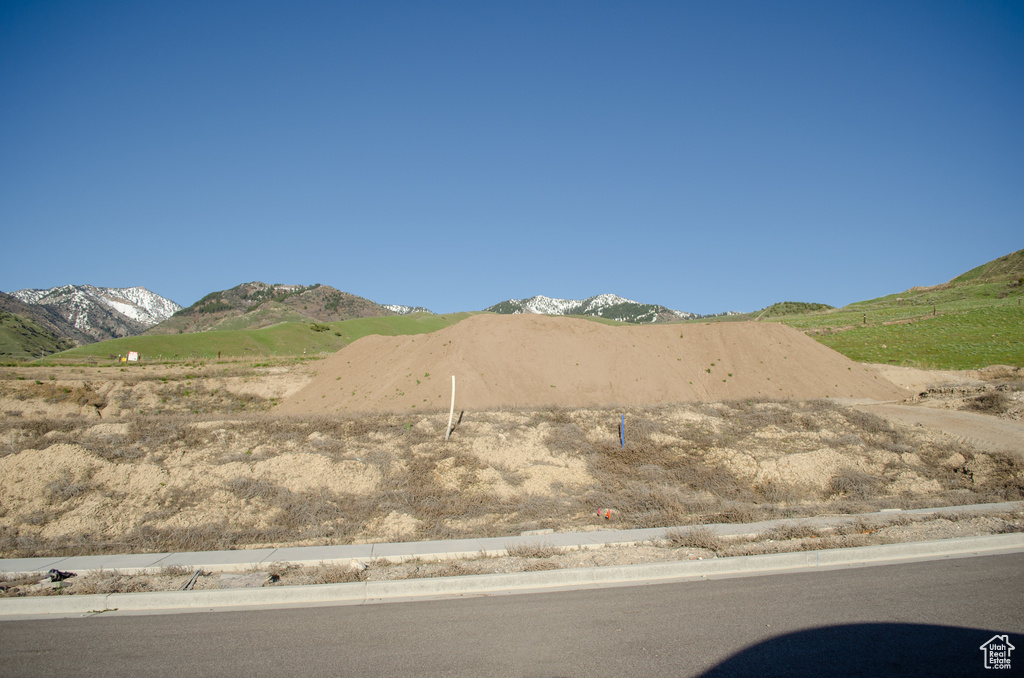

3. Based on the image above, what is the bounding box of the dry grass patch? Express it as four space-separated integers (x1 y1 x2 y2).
505 541 563 558
66 570 155 595
3 370 1023 559
762 523 826 541
664 526 722 552
266 562 366 586
827 468 884 500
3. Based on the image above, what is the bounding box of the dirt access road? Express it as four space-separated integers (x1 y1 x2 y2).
857 363 1024 455
855 404 1023 455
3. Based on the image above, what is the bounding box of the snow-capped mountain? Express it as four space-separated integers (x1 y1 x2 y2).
11 285 182 344
485 294 695 323
92 286 182 325
383 304 434 315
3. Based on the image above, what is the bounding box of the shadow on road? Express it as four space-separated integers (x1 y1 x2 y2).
698 623 1015 677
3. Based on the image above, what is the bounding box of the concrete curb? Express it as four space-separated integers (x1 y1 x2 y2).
3 533 1022 619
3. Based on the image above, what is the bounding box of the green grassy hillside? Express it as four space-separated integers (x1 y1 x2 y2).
808 305 1023 369
769 249 1024 369
757 302 835 319
46 313 472 364
951 249 1024 285
0 311 74 361
151 282 392 334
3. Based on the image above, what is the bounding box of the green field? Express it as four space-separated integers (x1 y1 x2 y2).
46 313 473 364
687 250 1024 369
810 304 1024 369
769 269 1024 368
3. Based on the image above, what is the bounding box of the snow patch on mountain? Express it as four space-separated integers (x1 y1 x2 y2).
383 304 434 315
95 286 183 325
12 285 182 333
486 294 695 323
11 288 49 305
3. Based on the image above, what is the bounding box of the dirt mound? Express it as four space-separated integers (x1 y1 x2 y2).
280 315 908 414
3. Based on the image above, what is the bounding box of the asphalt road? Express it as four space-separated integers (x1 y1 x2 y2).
2 554 1022 677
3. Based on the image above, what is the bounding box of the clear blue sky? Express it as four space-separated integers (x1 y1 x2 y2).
2 1 1021 314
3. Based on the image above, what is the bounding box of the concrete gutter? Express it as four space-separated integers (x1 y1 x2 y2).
2 532 1023 620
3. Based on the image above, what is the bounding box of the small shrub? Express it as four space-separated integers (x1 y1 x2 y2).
827 468 882 500
269 563 366 585
158 564 192 577
834 518 882 535
506 541 563 558
544 422 583 452
763 523 821 541
225 476 278 501
45 472 90 503
714 504 765 524
405 562 481 579
71 570 154 595
754 479 801 504
966 391 1011 415
664 526 722 551
82 435 145 462
982 453 1024 500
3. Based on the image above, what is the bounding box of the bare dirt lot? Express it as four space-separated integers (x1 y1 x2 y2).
1 316 1021 574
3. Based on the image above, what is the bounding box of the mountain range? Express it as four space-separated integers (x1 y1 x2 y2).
2 285 181 349
1 283 702 358
484 294 695 323
7 248 1019 360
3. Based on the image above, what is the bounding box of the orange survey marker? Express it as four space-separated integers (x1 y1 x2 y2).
597 508 613 520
